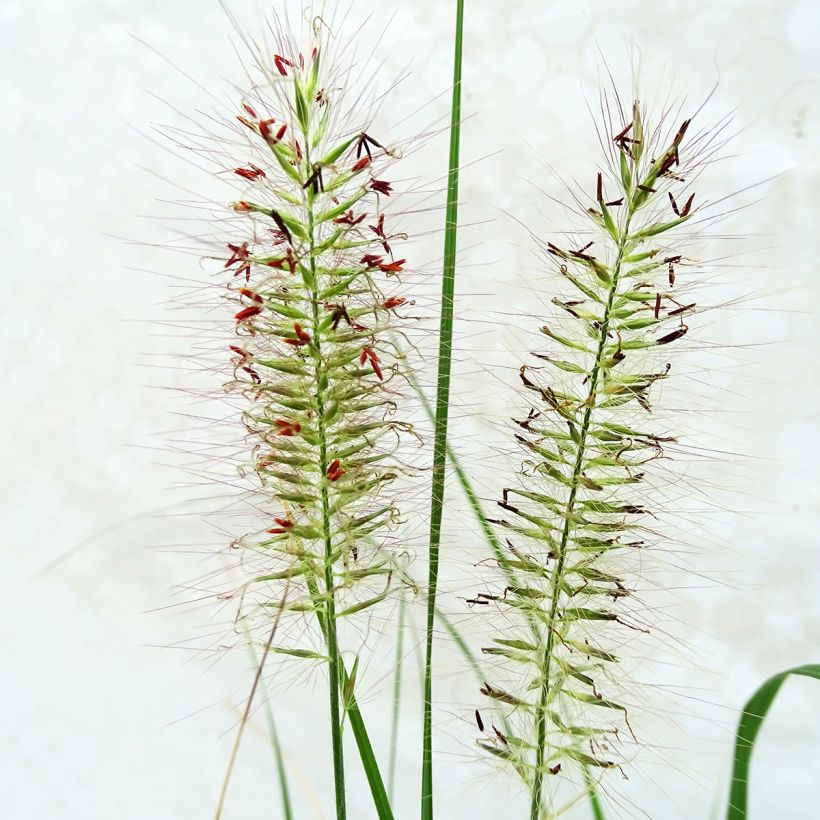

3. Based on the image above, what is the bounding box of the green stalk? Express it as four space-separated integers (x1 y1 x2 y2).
529 223 631 820
421 1 465 816
304 571 394 820
304 128 346 820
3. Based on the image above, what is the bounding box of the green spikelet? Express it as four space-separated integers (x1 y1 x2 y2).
476 97 715 819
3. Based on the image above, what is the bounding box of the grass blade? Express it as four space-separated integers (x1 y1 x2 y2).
388 591 408 800
726 663 820 819
215 587 289 820
421 1 465 818
244 633 295 820
347 692 394 820
304 572 395 820
582 764 606 820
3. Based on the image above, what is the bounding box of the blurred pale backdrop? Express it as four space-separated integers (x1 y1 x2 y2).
2 0 820 818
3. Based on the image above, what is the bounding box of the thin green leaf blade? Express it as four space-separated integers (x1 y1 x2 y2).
726 663 820 820
421 2 465 818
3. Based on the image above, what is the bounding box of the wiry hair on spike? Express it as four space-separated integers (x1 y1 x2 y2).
472 90 728 819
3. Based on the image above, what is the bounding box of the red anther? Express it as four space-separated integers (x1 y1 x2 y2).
298 52 305 70
326 458 344 481
235 305 262 323
654 293 661 319
596 172 603 203
328 303 351 330
225 241 252 282
382 296 406 310
680 193 695 217
264 247 296 275
368 213 391 253
311 47 318 61
237 115 256 131
242 102 258 118
239 288 263 303
284 247 296 275
379 259 405 273
360 253 383 269
352 156 371 173
360 346 384 380
259 118 284 146
612 121 634 144
370 179 392 196
668 191 680 217
229 344 251 359
303 164 324 194
273 54 293 75
285 322 311 346
225 241 250 268
658 148 679 176
673 118 691 147
369 213 386 238
242 365 261 384
269 229 289 245
274 418 301 436
232 201 252 212
355 132 385 160
293 141 303 161
234 164 266 181
269 210 293 246
267 516 294 534
333 210 367 226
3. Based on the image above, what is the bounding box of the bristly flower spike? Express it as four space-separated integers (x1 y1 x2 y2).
474 93 724 819
217 16 417 818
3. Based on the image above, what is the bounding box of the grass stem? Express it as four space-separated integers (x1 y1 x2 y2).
421 2 465 816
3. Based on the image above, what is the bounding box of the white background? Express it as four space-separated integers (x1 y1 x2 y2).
2 0 820 818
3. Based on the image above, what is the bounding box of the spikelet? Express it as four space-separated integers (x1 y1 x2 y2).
473 95 726 818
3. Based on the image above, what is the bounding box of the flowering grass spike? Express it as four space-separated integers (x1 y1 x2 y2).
218 18 415 818
474 96 724 819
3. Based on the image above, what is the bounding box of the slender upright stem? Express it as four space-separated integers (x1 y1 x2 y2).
421 1 465 818
304 137 347 820
529 224 631 820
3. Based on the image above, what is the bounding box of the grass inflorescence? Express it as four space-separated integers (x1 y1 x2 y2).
216 14 418 818
472 95 727 818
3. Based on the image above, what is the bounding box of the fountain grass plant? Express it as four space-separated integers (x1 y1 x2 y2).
162 3 819 819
